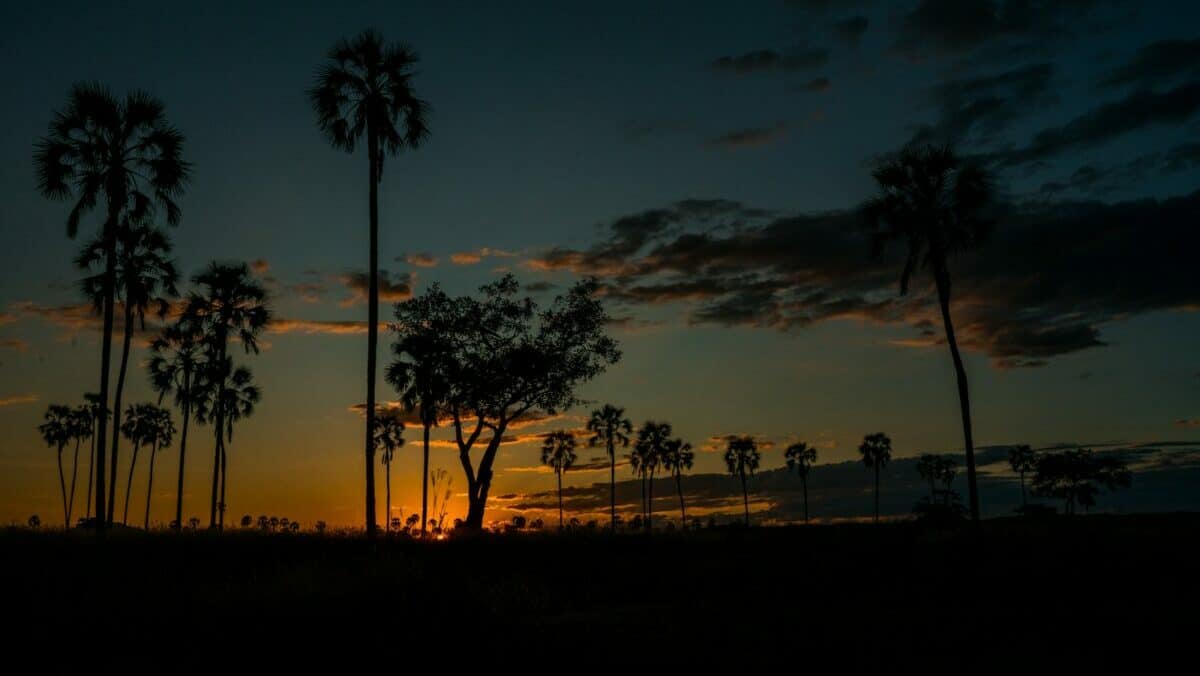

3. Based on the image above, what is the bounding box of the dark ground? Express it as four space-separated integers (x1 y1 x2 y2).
4 514 1197 669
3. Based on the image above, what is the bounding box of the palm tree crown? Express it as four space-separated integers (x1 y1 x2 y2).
541 430 578 475
77 223 178 325
785 442 817 477
373 410 406 463
587 404 632 530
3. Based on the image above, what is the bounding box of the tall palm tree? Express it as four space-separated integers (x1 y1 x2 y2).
143 405 175 529
858 433 892 523
149 321 205 530
784 441 817 523
916 453 941 503
39 405 74 528
194 362 261 530
373 410 406 533
541 430 578 529
587 404 632 530
1009 444 1036 509
82 392 105 522
386 331 450 536
184 262 269 528
864 144 992 522
78 223 178 525
724 435 760 526
310 30 430 535
634 421 671 531
661 437 694 524
67 404 94 526
120 403 154 525
35 83 188 525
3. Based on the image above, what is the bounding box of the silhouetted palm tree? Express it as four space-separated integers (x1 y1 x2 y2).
724 436 760 526
194 362 260 529
39 405 74 527
858 433 892 523
310 30 430 535
35 83 188 526
67 404 94 526
542 430 578 528
386 331 450 536
79 223 178 525
120 403 154 525
184 262 269 528
634 421 671 530
82 392 105 521
865 144 991 522
143 405 175 529
149 321 205 530
1005 444 1036 509
784 441 818 523
587 404 632 530
916 454 941 503
373 410 406 532
661 437 694 524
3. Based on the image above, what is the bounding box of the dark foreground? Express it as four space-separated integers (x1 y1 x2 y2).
4 514 1198 669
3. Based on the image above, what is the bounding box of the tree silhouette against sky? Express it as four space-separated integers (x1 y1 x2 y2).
35 83 188 528
865 145 992 523
310 30 429 536
785 441 817 523
373 411 406 533
587 404 632 530
661 436 694 525
724 435 760 526
541 430 577 529
634 421 670 531
39 405 74 528
1009 445 1037 509
149 322 204 530
859 433 892 523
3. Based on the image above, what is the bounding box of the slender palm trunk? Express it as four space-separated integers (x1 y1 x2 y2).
557 471 564 529
218 443 227 529
209 342 227 528
385 454 391 532
57 445 68 528
144 441 158 529
874 465 880 524
85 428 95 521
741 471 750 526
675 472 686 524
639 473 646 527
421 423 430 536
802 474 809 524
646 469 654 532
122 441 140 525
93 208 118 527
106 302 134 525
174 379 191 530
934 268 979 522
67 437 81 526
608 439 616 530
209 426 221 528
363 126 380 537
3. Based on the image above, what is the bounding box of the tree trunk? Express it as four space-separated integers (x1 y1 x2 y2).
93 205 119 527
802 475 809 524
144 442 158 529
363 124 380 537
609 439 616 530
123 441 140 525
934 267 979 522
67 437 81 526
557 471 564 529
463 426 507 529
209 343 227 528
675 473 686 524
218 443 227 529
874 466 880 524
422 423 430 536
639 474 646 527
106 302 134 525
86 425 95 521
209 426 221 528
174 376 191 530
57 445 68 528
385 454 391 532
741 471 750 526
646 469 654 532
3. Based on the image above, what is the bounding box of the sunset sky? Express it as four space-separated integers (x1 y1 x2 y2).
1 1 1198 527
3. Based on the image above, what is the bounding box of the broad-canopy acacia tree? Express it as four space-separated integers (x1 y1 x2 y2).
391 274 619 529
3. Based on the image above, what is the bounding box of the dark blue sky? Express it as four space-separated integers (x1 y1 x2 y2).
1 1 1198 525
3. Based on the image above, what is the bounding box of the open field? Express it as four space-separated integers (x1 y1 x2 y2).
5 513 1198 669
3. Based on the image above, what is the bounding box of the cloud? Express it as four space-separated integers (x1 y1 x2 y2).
993 80 1200 167
909 63 1055 148
1176 419 1200 429
710 45 829 74
0 394 38 408
1100 38 1200 89
401 253 439 268
289 281 327 304
449 247 517 265
834 15 869 46
524 189 1200 368
798 77 832 93
339 270 413 307
250 258 270 274
270 318 373 335
1 338 29 352
1164 143 1200 172
707 123 787 149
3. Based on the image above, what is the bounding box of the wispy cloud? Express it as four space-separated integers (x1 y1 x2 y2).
0 394 38 408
